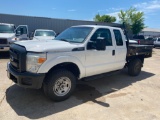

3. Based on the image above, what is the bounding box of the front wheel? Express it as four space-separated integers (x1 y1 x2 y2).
43 69 76 101
128 58 142 76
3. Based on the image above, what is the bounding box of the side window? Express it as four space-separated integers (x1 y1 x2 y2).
90 28 112 46
16 26 27 35
113 29 123 46
158 38 160 41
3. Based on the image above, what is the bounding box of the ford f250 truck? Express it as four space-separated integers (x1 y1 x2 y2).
7 25 153 101
0 23 29 51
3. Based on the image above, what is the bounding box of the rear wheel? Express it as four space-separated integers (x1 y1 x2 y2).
128 58 142 76
43 69 76 101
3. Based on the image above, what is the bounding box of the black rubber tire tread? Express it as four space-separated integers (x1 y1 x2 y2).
43 69 76 101
128 58 142 76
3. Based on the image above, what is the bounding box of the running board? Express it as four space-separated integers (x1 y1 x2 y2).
82 70 120 81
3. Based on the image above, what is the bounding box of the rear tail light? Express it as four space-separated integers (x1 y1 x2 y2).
138 40 140 44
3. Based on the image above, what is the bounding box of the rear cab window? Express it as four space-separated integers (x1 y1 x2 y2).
113 29 123 46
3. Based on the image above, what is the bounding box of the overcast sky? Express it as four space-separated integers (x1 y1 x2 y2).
0 0 160 28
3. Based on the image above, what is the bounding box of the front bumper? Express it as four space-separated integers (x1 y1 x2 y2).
154 44 160 47
7 62 45 89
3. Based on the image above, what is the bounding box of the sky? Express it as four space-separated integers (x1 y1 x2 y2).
0 0 160 28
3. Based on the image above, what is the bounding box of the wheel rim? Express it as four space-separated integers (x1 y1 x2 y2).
53 77 71 96
134 62 141 73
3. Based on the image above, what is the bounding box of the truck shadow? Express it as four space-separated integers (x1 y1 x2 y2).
0 52 10 59
6 69 155 119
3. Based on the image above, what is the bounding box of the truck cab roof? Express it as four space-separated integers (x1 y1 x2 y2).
72 25 122 30
0 23 14 26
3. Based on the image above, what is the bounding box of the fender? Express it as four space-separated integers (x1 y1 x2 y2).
38 55 86 79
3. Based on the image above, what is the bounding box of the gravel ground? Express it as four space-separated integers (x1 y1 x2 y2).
0 49 160 120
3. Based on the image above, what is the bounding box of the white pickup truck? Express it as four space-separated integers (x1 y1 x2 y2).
7 25 153 101
0 23 29 51
153 37 160 48
31 29 56 40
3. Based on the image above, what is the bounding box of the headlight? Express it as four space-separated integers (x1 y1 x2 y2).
11 37 19 40
26 52 47 73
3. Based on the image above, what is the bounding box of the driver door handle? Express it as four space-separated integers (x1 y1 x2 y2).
112 50 115 56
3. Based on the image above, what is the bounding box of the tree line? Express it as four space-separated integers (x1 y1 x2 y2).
94 7 145 35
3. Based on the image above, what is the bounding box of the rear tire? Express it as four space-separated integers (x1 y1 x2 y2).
128 58 142 76
43 69 76 101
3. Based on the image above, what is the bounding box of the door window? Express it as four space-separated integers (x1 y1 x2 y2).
90 28 112 46
158 38 160 41
16 26 27 35
113 29 123 46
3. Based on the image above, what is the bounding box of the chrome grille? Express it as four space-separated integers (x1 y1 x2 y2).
0 39 7 44
9 44 26 72
10 48 19 71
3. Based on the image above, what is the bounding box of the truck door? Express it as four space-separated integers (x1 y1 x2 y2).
113 29 127 70
15 25 29 40
85 28 116 77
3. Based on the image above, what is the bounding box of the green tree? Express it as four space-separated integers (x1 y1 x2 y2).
131 12 145 34
94 13 116 23
118 7 145 35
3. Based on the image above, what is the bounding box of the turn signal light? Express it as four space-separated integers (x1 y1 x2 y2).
38 58 46 63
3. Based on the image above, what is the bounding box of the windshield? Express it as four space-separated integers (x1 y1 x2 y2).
0 25 15 33
35 31 56 36
55 27 93 43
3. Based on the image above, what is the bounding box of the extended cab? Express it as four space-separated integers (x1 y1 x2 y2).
7 25 152 101
0 23 29 51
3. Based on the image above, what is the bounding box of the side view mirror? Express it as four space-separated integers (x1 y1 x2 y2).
29 32 34 40
55 33 60 37
96 37 106 51
87 37 106 51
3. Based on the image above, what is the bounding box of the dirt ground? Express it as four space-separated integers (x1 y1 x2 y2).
0 49 160 120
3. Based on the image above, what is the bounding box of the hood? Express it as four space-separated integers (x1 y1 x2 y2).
0 33 15 38
15 40 80 52
33 36 55 40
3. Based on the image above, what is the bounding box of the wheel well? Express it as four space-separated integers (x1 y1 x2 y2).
48 62 80 78
126 55 144 68
127 55 144 64
138 56 144 63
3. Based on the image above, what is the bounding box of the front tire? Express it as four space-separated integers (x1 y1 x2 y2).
128 58 142 76
43 69 76 101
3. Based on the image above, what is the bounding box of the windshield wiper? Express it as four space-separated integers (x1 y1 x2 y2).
59 39 70 42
